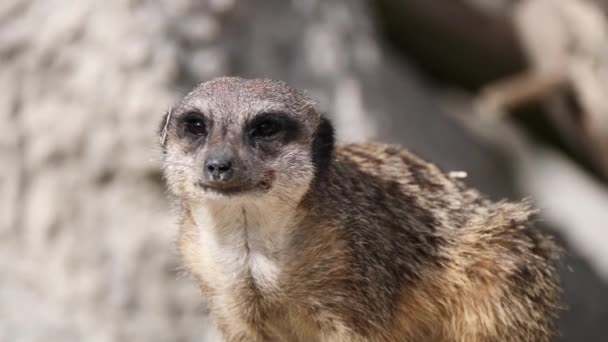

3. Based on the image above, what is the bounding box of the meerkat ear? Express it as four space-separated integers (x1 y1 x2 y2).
311 116 335 174
159 107 173 150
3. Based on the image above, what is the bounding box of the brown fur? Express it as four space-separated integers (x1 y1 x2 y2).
161 77 562 341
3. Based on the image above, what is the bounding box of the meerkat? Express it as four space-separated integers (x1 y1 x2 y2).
159 77 562 342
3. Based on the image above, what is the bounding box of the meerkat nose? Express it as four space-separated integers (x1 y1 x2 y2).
205 156 234 181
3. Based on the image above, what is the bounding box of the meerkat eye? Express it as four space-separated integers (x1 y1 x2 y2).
250 119 282 138
183 113 207 137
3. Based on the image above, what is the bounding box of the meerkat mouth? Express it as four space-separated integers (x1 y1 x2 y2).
197 180 272 196
196 170 275 196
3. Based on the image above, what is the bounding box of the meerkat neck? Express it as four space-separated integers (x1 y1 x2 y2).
187 192 306 292
191 198 293 251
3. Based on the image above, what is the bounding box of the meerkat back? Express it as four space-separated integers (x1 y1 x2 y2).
322 142 562 341
160 77 562 342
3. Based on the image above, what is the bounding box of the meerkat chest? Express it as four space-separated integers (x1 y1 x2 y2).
187 202 288 295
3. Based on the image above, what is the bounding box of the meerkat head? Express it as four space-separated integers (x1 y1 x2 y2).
160 77 334 204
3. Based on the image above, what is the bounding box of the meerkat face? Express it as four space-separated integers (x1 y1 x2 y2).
160 77 334 203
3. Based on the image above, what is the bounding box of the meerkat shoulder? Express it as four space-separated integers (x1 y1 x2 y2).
298 141 562 341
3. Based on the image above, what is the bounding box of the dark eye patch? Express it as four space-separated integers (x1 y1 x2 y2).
181 111 207 137
250 118 282 138
247 112 299 144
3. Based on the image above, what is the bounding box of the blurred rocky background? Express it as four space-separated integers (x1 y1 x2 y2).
1 0 608 341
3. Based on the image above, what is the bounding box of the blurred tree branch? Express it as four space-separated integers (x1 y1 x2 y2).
477 0 608 180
